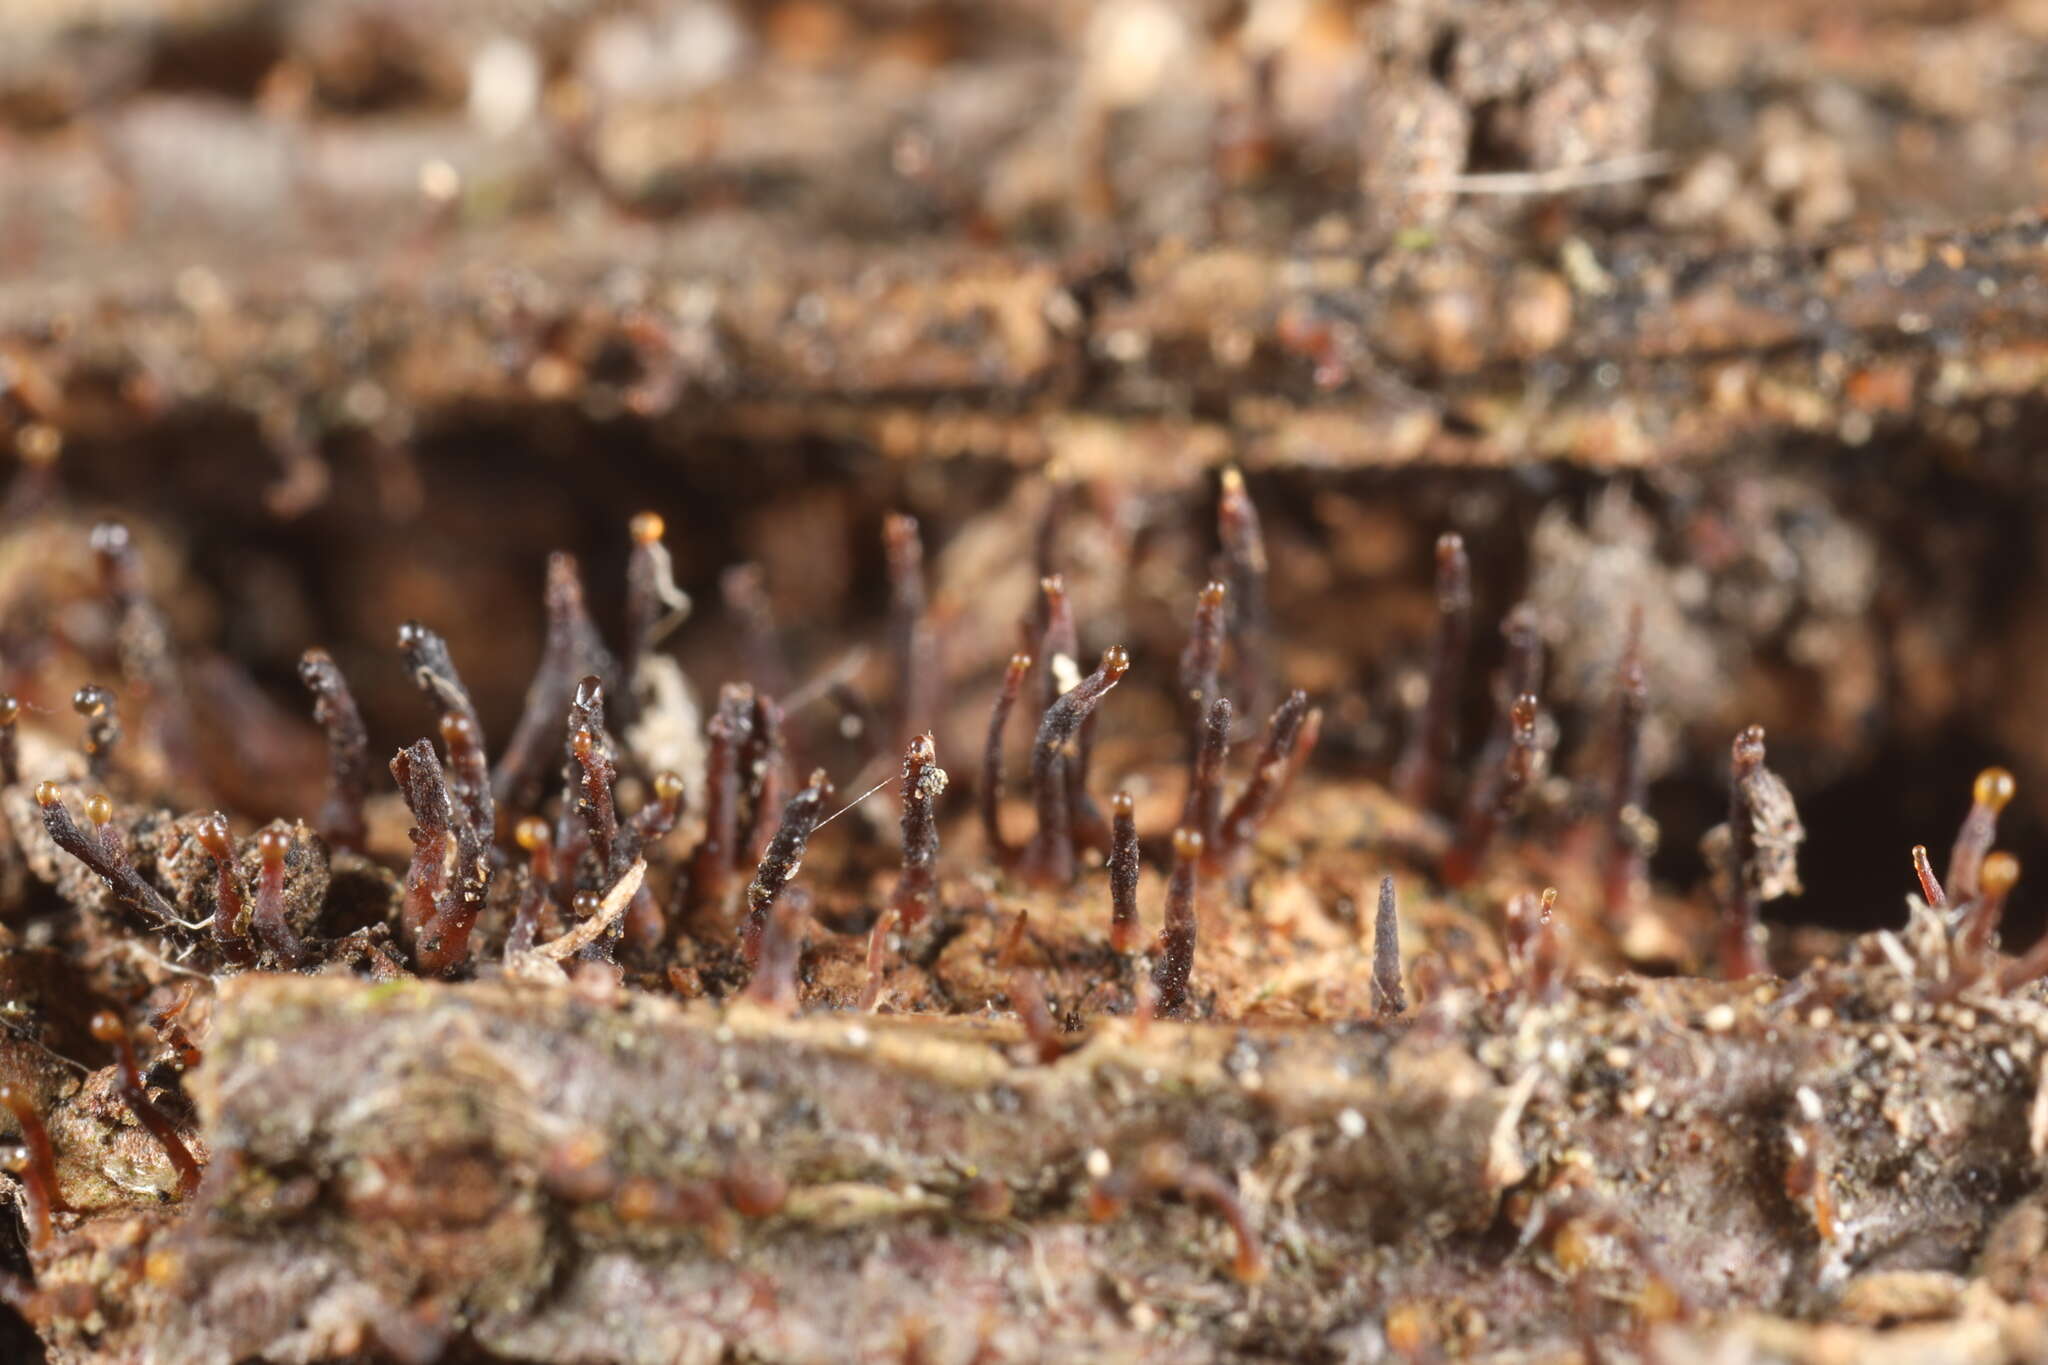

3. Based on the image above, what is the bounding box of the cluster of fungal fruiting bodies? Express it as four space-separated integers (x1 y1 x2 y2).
11 465 2048 1321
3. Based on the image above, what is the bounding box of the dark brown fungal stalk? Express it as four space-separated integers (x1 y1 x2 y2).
89 1011 201 1199
1913 844 1947 910
1008 969 1065 1064
1021 646 1130 885
390 741 453 943
296 648 369 852
625 771 685 854
0 694 20 787
1108 790 1140 954
1394 533 1472 811
1371 875 1405 1018
1151 827 1204 1016
883 513 938 752
1216 467 1270 720
1035 576 1080 711
507 816 555 959
997 909 1032 972
71 684 118 782
250 827 310 967
859 907 899 1012
420 817 491 978
397 621 492 840
0 1084 62 1251
1181 696 1231 854
623 511 690 691
740 770 832 969
571 727 621 876
1445 694 1544 888
1599 610 1650 919
1177 580 1229 738
1947 767 2016 907
892 733 945 928
689 684 755 918
1719 726 1804 982
195 815 256 968
494 554 613 809
737 693 788 871
1035 576 1109 854
34 782 182 926
980 653 1033 863
744 891 807 1014
1215 690 1314 862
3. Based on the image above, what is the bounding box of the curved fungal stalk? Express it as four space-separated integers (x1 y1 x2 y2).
1107 791 1141 954
740 771 832 969
1021 646 1131 885
397 622 492 840
1371 875 1405 1018
297 649 369 852
1151 827 1204 1016
1947 767 2015 907
1216 690 1313 861
71 685 119 782
251 827 310 967
1034 577 1108 853
1395 533 1472 811
624 510 690 688
627 771 686 856
892 734 946 928
90 1012 201 1199
1177 581 1229 740
980 653 1033 864
1091 1142 1265 1284
195 815 256 968
1991 861 2048 992
34 783 183 927
0 1084 63 1251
